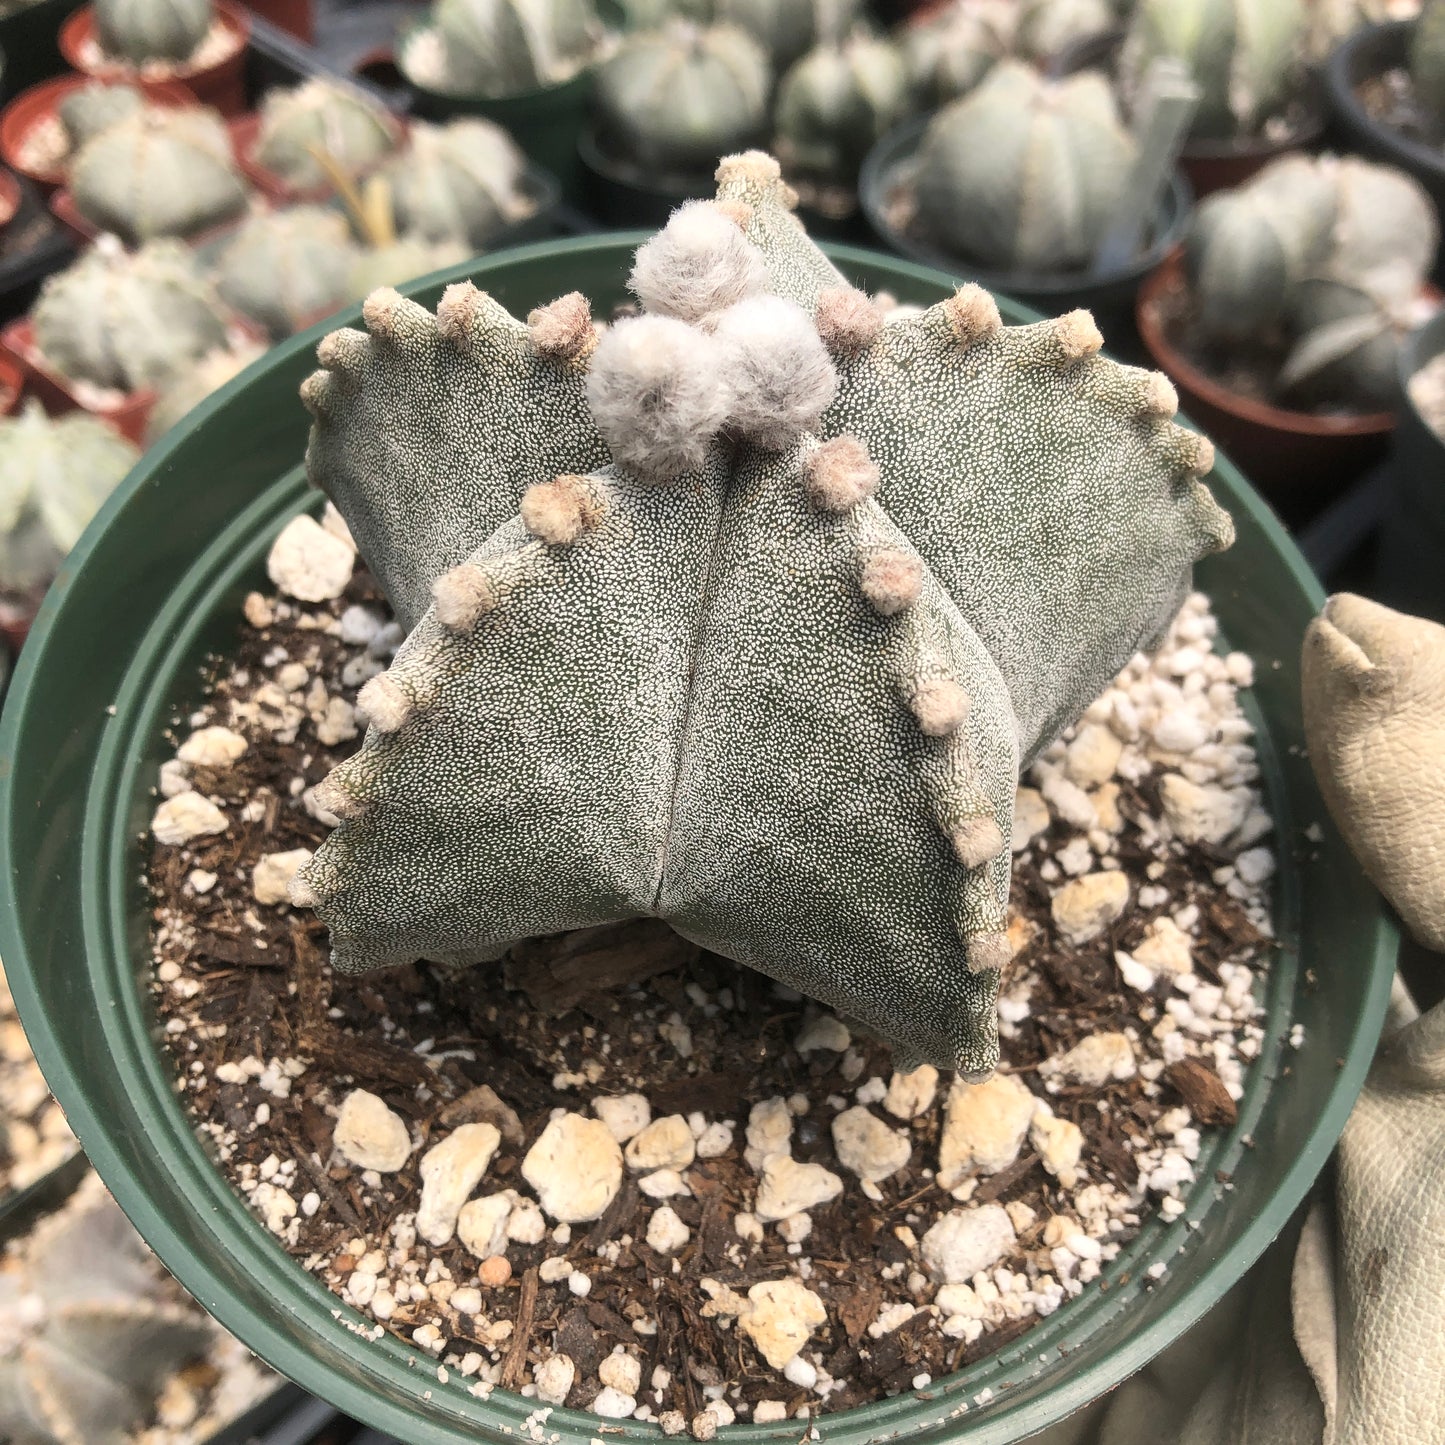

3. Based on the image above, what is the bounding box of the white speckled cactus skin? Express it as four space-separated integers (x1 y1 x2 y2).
69 105 247 245
294 154 1231 1075
595 22 773 174
56 81 144 149
254 79 398 193
387 118 533 249
913 62 1137 273
902 0 1017 106
1411 0 1445 119
0 1175 210 1445
94 0 212 63
403 0 604 98
774 33 911 181
1121 0 1307 140
0 401 138 594
33 240 231 393
215 206 358 341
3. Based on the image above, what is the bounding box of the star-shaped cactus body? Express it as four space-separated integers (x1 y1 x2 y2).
295 153 1231 1076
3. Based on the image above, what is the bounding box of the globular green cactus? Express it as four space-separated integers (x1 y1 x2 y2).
913 61 1136 273
345 235 469 302
0 1173 211 1445
291 153 1232 1076
57 81 144 150
1016 0 1117 61
774 33 911 182
595 21 772 174
33 239 231 393
214 206 358 340
0 402 138 595
386 118 533 250
254 79 399 193
1410 0 1445 120
1120 0 1308 140
625 0 864 67
145 341 264 443
94 0 213 63
901 0 1017 107
399 0 605 99
69 104 248 245
1187 153 1438 407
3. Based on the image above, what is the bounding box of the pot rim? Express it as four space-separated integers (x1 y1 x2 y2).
59 0 253 84
1137 253 1399 438
0 233 1399 1445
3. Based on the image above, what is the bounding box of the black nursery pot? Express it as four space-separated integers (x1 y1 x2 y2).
1377 309 1445 622
577 123 714 228
859 115 1192 345
1325 20 1445 233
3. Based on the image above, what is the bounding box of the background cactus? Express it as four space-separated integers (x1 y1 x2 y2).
620 0 862 67
902 0 1017 106
773 32 911 181
145 341 265 444
345 235 469 301
1410 0 1445 120
1186 153 1438 408
1120 0 1308 140
292 153 1231 1076
386 118 533 249
57 81 144 150
1016 0 1117 60
0 402 138 595
214 206 358 340
0 1172 212 1444
912 61 1137 273
33 239 232 393
93 0 213 63
399 0 605 99
595 22 772 174
69 104 248 245
253 79 398 193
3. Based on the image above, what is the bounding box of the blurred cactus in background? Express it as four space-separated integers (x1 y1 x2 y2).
902 0 1017 106
56 80 144 149
254 79 398 192
93 0 213 62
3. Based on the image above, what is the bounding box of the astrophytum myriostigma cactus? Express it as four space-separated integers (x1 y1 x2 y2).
0 401 139 595
253 79 398 193
290 153 1233 1076
32 239 231 393
94 0 213 63
0 1174 211 1445
1411 0 1445 120
69 104 248 245
215 206 358 340
774 33 911 182
902 0 1016 106
595 22 772 174
1120 0 1308 139
913 61 1137 272
1016 0 1116 61
56 81 144 150
399 0 605 98
386 118 533 250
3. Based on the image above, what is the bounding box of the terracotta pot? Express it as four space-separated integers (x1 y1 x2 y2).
229 106 408 205
0 350 22 415
0 317 156 445
1137 255 1397 526
59 0 253 118
238 0 313 42
0 74 196 193
0 168 19 232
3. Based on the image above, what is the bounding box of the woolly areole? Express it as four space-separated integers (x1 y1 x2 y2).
295 153 1234 1075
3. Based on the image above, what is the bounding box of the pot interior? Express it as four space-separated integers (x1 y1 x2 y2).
0 236 1396 1445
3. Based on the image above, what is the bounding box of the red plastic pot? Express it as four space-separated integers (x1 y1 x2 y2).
1137 255 1396 525
229 107 408 204
60 0 253 118
0 351 22 415
0 317 156 444
0 74 196 192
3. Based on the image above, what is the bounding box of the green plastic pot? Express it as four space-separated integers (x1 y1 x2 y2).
0 235 1396 1445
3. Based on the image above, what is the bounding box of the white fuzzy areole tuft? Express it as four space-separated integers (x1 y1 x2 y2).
859 547 922 615
436 281 482 346
966 932 1012 974
288 871 319 909
715 200 754 230
1142 371 1178 418
1183 432 1216 476
950 816 1004 869
312 775 364 820
527 292 597 363
433 562 500 630
715 150 782 187
362 287 404 334
586 316 731 482
316 327 368 375
715 296 838 450
911 678 970 737
815 286 884 357
358 674 412 734
804 434 879 513
630 202 769 326
521 474 607 545
1052 309 1104 362
943 285 1002 346
299 370 333 419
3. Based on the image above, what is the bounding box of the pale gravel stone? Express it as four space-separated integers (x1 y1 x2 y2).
638 1168 692 1199
591 1386 636 1418
417 1123 501 1246
152 790 228 845
1051 870 1130 944
754 1157 843 1222
744 1097 793 1172
938 1073 1036 1187
1133 916 1194 977
646 1206 690 1253
266 514 355 602
507 1197 547 1244
594 1093 651 1143
920 1205 1017 1284
1030 1111 1085 1189
599 1351 642 1396
523 1114 623 1223
176 725 247 767
830 1106 911 1183
1011 785 1051 853
251 848 313 905
625 1115 695 1172
737 1279 828 1369
333 1089 411 1172
533 1354 575 1406
1042 1032 1137 1087
695 1120 734 1158
457 1191 514 1260
1159 774 1248 846
883 1064 939 1120
794 1014 850 1053
1065 723 1123 786
159 758 190 797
